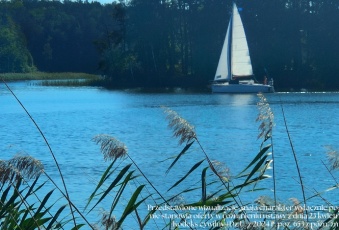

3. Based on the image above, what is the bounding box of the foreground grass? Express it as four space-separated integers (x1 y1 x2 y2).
2 84 339 229
0 72 100 81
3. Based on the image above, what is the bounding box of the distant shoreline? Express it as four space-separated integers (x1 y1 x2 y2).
0 72 99 82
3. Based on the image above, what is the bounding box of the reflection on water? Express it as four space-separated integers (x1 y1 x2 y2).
214 93 257 106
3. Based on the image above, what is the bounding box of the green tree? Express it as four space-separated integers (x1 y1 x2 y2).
0 13 35 72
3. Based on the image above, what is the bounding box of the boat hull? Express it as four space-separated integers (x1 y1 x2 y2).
212 83 274 93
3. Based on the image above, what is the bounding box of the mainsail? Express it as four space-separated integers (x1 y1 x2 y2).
231 3 253 77
214 3 253 81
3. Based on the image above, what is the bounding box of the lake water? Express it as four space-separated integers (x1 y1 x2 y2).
1 81 339 229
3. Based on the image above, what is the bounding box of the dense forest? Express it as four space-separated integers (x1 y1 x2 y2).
0 0 338 91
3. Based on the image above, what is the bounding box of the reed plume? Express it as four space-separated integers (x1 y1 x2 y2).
92 134 128 161
168 195 185 206
325 146 339 171
0 160 12 184
0 155 44 184
163 107 196 145
256 93 274 141
255 196 276 207
99 210 118 230
211 160 231 182
289 198 304 215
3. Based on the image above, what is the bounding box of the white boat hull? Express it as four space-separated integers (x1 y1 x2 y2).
212 82 274 93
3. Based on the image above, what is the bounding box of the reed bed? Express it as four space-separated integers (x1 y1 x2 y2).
1 79 339 230
0 72 99 81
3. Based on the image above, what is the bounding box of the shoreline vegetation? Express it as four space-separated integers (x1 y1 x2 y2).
2 73 339 93
0 72 104 87
1 72 212 91
1 81 339 229
0 72 100 81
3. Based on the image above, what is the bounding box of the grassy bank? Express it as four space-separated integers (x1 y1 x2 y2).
0 72 100 81
1 72 103 87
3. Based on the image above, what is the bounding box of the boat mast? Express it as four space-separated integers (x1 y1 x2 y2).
230 3 234 81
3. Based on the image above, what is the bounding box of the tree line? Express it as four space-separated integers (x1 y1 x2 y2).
0 0 338 91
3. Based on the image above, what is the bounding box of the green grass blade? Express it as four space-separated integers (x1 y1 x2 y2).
185 199 233 208
22 176 40 201
32 181 48 194
141 208 157 228
232 175 270 191
21 217 52 230
0 182 22 218
46 204 67 229
70 223 85 230
88 163 133 213
166 141 194 174
19 204 35 226
0 185 12 211
85 159 117 210
34 189 54 216
201 167 208 202
6 208 24 229
244 154 269 184
109 171 136 216
116 185 146 228
168 159 204 192
240 145 271 175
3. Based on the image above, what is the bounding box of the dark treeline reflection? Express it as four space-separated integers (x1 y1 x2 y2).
0 0 338 90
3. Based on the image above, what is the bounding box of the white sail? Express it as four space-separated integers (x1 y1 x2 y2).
231 3 253 77
214 21 231 81
211 3 274 93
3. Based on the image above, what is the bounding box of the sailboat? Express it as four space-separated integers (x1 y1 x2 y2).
212 3 274 93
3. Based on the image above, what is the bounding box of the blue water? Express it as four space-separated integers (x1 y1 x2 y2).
1 81 339 229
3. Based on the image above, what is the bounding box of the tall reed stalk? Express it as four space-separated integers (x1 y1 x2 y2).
1 79 92 229
257 93 277 228
279 95 308 222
